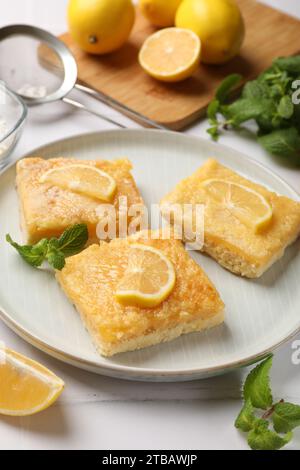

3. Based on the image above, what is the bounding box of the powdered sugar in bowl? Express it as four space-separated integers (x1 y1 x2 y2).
0 82 27 168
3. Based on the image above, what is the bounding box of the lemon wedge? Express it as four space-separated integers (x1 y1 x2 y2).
139 27 201 83
202 179 273 233
0 347 64 416
116 244 176 308
40 164 117 202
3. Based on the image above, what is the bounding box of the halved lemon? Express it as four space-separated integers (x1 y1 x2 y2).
0 347 64 416
202 179 273 233
139 27 201 82
115 244 176 308
40 165 117 202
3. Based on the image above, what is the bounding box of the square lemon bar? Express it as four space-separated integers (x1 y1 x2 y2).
16 157 143 244
56 231 224 356
160 159 300 278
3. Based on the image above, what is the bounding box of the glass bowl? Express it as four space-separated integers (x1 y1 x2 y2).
0 82 27 168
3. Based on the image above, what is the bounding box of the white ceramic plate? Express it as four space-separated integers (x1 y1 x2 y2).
0 130 299 382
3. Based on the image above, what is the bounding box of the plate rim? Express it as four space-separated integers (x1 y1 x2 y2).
1 129 300 381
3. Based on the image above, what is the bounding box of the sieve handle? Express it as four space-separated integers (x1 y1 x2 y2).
62 97 127 129
75 83 169 130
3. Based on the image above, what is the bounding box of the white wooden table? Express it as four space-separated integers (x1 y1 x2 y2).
0 0 299 450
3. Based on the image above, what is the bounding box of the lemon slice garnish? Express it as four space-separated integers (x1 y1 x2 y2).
40 164 117 202
139 27 201 83
116 244 176 308
0 347 64 416
202 179 273 233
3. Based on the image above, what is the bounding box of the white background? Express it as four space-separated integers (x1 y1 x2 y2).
0 0 300 450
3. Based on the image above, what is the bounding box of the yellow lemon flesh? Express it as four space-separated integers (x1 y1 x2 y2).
175 0 245 64
116 244 176 308
0 347 64 416
139 0 183 27
202 179 273 233
139 27 201 82
68 0 135 55
40 164 117 202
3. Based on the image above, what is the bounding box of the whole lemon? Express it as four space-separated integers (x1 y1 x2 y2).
68 0 135 55
139 0 183 27
175 0 245 64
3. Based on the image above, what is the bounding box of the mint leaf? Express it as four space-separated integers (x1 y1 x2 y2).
243 355 273 410
6 235 48 267
274 56 300 74
235 355 300 450
273 402 300 433
247 420 292 450
257 115 274 134
30 238 49 256
235 399 258 432
46 249 66 270
242 80 269 100
215 74 242 103
207 99 220 122
278 95 294 119
224 98 275 125
56 223 88 256
258 127 300 158
271 115 284 130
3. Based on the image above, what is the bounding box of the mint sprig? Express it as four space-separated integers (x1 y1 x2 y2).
207 55 300 160
235 355 300 450
6 223 88 271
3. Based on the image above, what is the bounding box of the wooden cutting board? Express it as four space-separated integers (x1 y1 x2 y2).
59 0 300 130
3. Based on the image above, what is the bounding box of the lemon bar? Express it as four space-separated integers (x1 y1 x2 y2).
160 159 300 278
56 231 224 356
16 157 143 244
